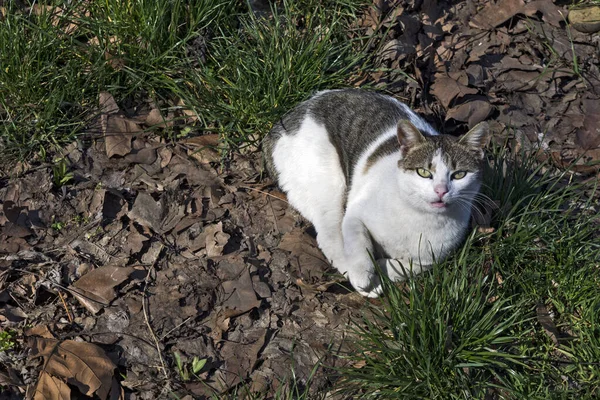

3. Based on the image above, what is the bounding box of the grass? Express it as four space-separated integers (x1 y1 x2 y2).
0 0 367 165
336 143 600 399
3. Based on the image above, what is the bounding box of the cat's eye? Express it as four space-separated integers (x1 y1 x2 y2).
451 171 467 180
416 168 432 179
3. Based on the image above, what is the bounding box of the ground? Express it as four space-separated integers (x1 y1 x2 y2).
1 0 600 399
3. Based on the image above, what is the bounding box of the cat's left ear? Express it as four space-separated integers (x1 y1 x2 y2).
458 122 489 157
397 120 425 155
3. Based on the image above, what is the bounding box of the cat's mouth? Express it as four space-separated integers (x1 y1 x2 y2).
430 201 447 209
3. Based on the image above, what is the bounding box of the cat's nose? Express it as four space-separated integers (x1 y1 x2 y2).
434 184 448 199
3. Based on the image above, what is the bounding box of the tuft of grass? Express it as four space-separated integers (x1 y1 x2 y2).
186 0 368 151
337 144 600 398
0 0 236 164
0 0 371 166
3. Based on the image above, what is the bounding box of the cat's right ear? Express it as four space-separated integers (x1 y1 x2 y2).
397 120 425 155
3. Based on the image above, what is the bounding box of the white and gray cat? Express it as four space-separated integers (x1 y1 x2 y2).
263 89 489 297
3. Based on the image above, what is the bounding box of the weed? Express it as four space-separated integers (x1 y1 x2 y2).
0 330 16 351
173 351 207 382
52 158 74 188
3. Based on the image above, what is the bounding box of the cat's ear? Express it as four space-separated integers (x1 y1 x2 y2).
458 122 489 157
397 120 425 155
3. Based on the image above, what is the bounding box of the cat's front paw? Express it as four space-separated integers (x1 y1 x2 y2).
348 270 383 298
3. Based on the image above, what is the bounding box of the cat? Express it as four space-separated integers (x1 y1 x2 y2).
263 89 489 297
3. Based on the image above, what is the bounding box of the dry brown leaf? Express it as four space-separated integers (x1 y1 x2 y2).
431 76 478 109
470 0 525 30
33 371 71 400
523 1 566 28
145 108 169 128
99 92 120 115
158 146 173 168
104 116 140 157
71 265 143 314
25 325 55 339
445 98 493 127
99 92 142 158
278 228 330 283
128 192 164 232
575 99 600 150
221 268 261 314
0 304 28 325
105 51 126 71
177 98 199 122
182 134 221 164
29 338 117 400
123 147 157 165
205 222 230 257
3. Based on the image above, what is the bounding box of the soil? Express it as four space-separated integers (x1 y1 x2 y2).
1 0 599 399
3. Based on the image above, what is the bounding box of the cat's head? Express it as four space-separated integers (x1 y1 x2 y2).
396 120 489 213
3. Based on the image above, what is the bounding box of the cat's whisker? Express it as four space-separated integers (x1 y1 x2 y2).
455 192 498 209
454 198 485 221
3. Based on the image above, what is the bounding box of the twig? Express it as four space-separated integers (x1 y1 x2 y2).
239 185 289 204
57 290 73 323
142 258 169 380
267 196 280 235
160 316 193 342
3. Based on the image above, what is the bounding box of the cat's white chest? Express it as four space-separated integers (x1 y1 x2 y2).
364 202 465 265
348 158 469 267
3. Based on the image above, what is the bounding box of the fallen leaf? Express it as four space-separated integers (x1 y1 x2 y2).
145 108 170 128
104 116 140 158
25 325 55 339
128 192 164 232
431 76 478 109
205 222 230 257
446 98 493 127
0 305 27 325
33 371 71 400
575 99 600 150
278 228 330 283
99 92 119 115
158 146 173 168
181 135 221 164
28 338 117 400
99 92 142 158
524 1 567 29
470 0 525 30
221 267 261 314
71 266 144 314
124 147 157 165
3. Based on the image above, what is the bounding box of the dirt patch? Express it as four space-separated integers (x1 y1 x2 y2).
0 93 367 398
2 0 600 398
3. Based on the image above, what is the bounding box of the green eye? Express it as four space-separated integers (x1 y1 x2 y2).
451 171 467 180
416 168 432 179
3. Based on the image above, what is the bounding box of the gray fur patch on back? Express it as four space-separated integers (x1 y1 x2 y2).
263 89 441 186
364 136 399 173
309 90 428 185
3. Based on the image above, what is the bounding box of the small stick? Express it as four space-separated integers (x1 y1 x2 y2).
57 290 73 323
142 259 169 380
267 196 280 235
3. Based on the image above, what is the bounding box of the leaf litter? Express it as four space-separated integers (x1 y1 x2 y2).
2 0 600 398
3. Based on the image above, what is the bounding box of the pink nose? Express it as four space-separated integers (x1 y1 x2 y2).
434 184 448 199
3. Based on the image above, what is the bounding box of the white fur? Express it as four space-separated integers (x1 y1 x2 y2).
272 111 479 297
